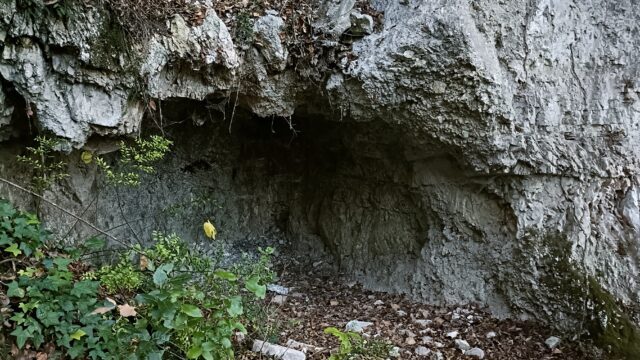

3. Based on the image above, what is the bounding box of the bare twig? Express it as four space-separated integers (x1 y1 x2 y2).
0 177 143 255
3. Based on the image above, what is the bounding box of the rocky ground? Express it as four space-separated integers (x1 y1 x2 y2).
239 263 604 360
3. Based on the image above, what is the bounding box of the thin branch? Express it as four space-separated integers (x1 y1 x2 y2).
61 195 98 240
0 177 144 255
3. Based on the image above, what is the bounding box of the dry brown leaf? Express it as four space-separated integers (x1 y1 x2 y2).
148 100 157 111
139 255 149 270
118 304 137 317
91 297 117 315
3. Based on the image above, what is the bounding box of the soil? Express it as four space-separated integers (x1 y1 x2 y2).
239 264 604 360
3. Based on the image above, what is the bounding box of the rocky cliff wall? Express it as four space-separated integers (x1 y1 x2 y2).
1 0 639 355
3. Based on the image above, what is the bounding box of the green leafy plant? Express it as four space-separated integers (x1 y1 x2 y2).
0 200 46 260
1 202 276 360
324 327 393 360
95 135 172 187
97 260 144 295
235 12 254 46
16 135 69 194
6 257 115 359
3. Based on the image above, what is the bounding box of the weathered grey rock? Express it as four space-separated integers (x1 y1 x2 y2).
1 1 640 355
464 348 485 359
0 85 13 140
349 12 373 36
252 340 306 360
314 0 356 36
253 13 288 71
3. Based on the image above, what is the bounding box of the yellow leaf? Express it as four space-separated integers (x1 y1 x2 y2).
81 151 93 164
203 220 216 240
70 329 86 341
118 303 137 317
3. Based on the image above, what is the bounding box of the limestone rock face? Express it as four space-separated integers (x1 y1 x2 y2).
1 0 640 350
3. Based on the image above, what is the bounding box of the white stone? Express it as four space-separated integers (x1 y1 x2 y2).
465 348 485 359
415 346 431 356
272 295 287 305
545 336 561 349
388 346 401 357
267 284 290 295
345 320 373 333
252 340 306 360
455 339 471 351
446 331 459 338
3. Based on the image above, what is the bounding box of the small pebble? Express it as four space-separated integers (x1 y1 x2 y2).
345 320 373 333
465 347 485 359
455 339 471 351
267 284 289 295
446 331 459 338
415 346 431 356
485 331 497 339
406 337 416 345
373 300 385 306
545 336 561 349
272 295 287 305
388 346 401 357
414 319 432 327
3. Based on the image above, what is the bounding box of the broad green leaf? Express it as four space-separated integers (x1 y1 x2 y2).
7 281 25 298
180 304 203 318
0 201 17 217
4 242 21 256
153 263 174 286
245 276 266 299
227 296 243 317
70 329 86 340
213 270 237 281
53 257 72 269
221 337 232 348
153 268 168 286
0 232 11 246
187 345 202 359
10 326 31 349
202 342 215 352
70 281 99 298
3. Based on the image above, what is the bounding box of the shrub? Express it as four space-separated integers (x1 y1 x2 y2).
1 201 275 359
16 135 69 194
95 135 173 187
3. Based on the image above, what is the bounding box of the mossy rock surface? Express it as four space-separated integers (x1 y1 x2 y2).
585 278 640 359
513 232 640 359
